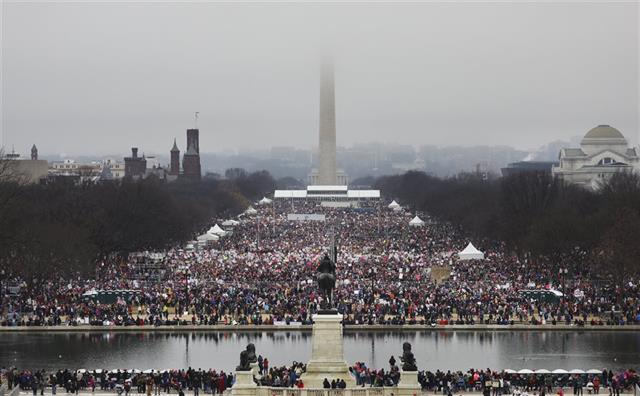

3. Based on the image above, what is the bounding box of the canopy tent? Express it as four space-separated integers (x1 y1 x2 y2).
222 219 240 227
388 200 401 209
552 369 569 374
258 197 272 205
535 369 552 374
409 216 425 227
244 206 258 215
457 242 485 260
586 369 602 374
504 369 517 374
518 369 535 375
569 369 586 374
197 233 219 242
207 224 226 236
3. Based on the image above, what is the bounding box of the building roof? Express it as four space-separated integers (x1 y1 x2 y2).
307 185 348 192
274 188 380 199
582 125 626 141
171 138 179 152
562 148 586 157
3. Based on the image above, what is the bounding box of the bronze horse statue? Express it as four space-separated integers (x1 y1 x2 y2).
316 253 336 311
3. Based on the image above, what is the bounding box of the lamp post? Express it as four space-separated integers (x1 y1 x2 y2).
368 266 377 305
256 215 261 251
559 267 568 305
184 268 190 317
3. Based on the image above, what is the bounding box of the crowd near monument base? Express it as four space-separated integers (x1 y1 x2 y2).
231 252 421 395
299 313 356 388
231 312 421 395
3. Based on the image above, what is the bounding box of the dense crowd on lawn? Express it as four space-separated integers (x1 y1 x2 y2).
1 201 639 327
3 365 638 394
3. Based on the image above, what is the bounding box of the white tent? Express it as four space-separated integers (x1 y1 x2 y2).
197 233 219 242
409 216 425 227
208 224 227 236
222 219 240 227
457 242 485 260
388 200 401 209
258 197 272 205
244 206 258 215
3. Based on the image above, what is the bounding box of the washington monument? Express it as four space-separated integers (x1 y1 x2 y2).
318 60 337 185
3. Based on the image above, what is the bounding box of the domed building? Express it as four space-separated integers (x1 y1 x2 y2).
552 125 639 189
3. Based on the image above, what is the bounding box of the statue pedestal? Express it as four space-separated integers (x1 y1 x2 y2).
232 371 256 396
300 313 356 388
250 362 260 379
397 371 421 396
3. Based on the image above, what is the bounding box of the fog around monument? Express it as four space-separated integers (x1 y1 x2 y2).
1 1 638 157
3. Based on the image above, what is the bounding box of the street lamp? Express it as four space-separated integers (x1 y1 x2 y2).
256 215 261 251
184 268 190 318
368 266 378 305
559 267 568 305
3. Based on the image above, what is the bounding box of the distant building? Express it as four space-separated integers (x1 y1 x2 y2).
99 164 114 182
552 125 640 189
182 129 201 180
2 146 48 184
170 139 180 175
501 161 558 177
274 185 379 207
49 158 123 183
124 147 147 178
102 158 125 179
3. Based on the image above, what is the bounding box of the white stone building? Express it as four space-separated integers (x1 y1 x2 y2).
552 125 640 189
102 158 125 179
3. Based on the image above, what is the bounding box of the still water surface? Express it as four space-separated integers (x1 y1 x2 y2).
1 331 638 372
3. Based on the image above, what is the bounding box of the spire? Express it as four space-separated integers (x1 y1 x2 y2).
171 138 180 152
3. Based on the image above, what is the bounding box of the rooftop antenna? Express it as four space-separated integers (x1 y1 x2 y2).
194 112 200 129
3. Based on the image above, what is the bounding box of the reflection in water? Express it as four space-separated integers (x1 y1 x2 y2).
1 331 638 372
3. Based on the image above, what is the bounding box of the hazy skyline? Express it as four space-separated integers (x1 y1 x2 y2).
1 1 638 156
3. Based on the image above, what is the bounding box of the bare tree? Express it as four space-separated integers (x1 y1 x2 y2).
595 207 640 304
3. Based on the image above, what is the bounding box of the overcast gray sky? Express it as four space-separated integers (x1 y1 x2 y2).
1 1 638 156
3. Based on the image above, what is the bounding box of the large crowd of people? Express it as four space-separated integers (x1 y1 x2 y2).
1 200 639 327
2 365 638 394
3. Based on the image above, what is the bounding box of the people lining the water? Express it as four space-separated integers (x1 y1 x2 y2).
2 366 638 394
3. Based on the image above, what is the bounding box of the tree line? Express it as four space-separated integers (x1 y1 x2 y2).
375 171 640 295
0 164 276 277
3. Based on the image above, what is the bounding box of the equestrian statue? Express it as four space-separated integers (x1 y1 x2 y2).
316 253 337 313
